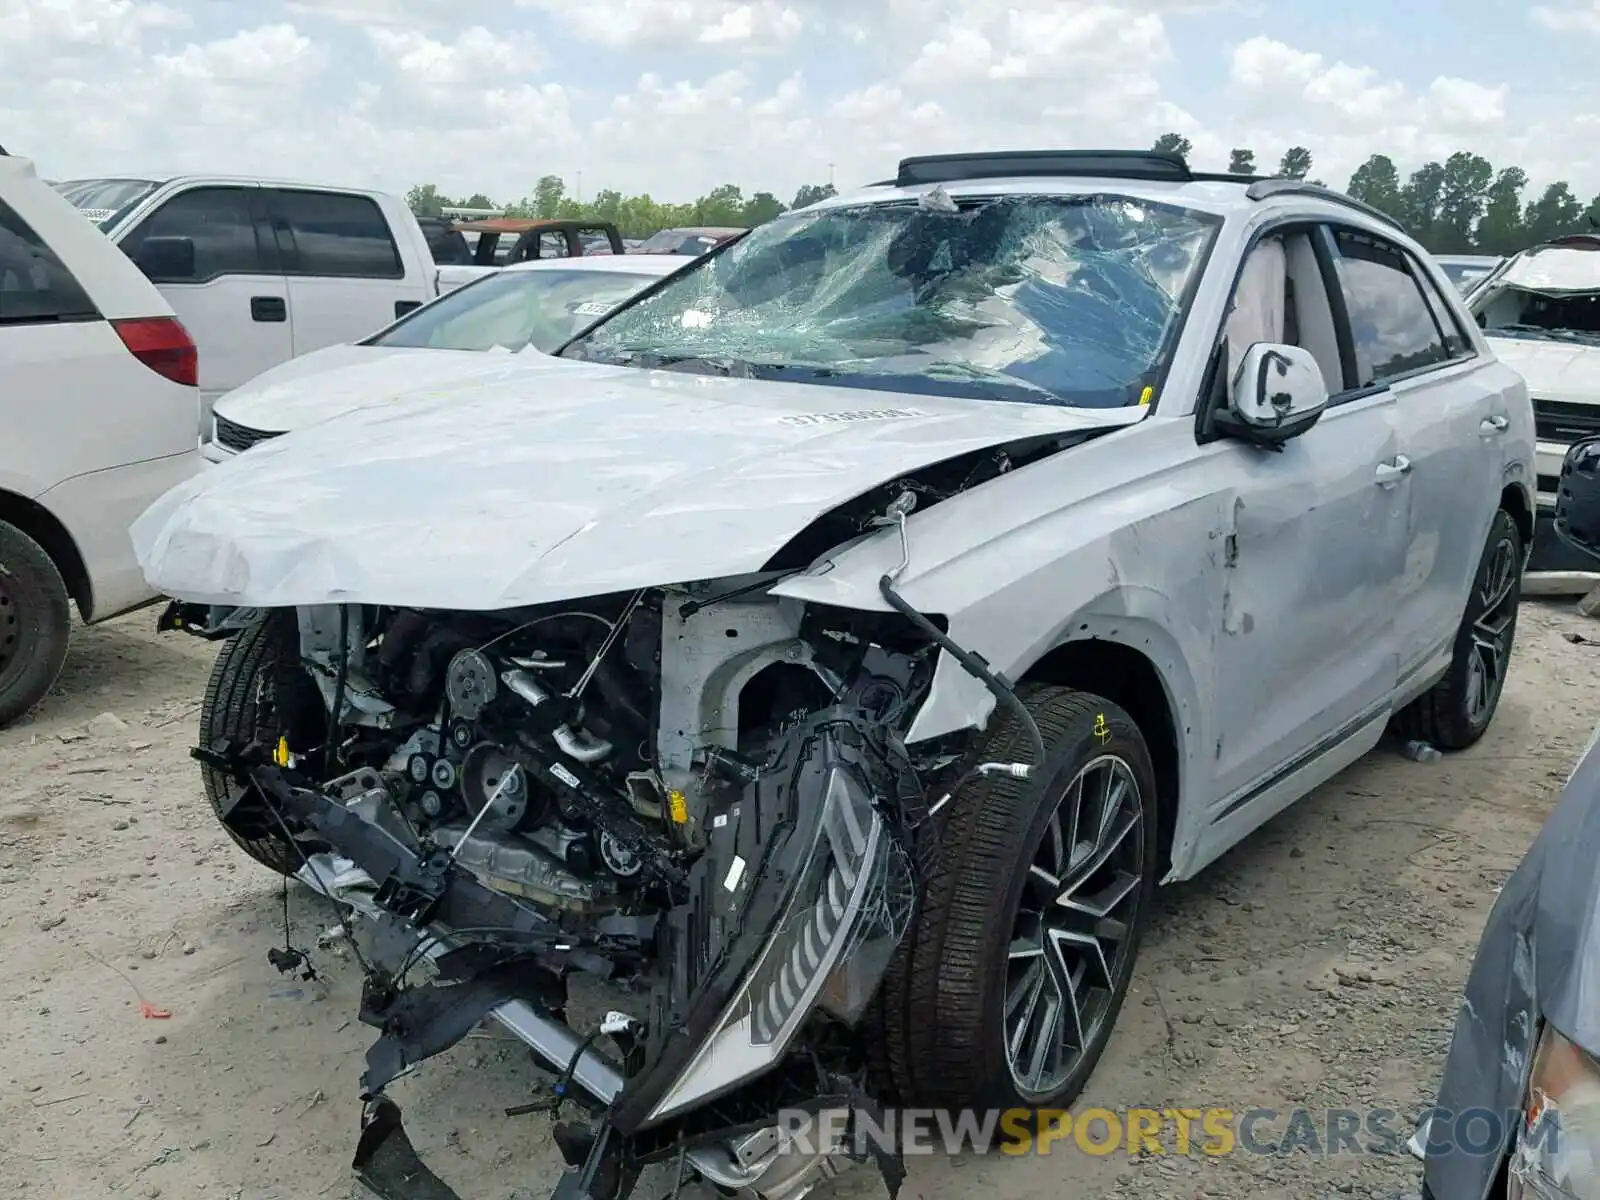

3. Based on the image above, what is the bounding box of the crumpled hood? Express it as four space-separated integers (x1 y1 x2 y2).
212 343 576 435
133 367 1137 610
1488 336 1600 405
1422 725 1600 1198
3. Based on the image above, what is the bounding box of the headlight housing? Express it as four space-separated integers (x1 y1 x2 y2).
1509 1023 1600 1199
646 764 915 1123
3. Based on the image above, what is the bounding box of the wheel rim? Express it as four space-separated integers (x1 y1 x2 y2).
1004 753 1145 1100
0 572 18 678
1466 535 1518 725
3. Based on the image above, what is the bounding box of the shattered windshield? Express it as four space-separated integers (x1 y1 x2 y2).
561 192 1220 408
1476 285 1600 348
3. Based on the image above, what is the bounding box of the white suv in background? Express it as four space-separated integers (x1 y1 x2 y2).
1467 233 1600 512
0 151 204 725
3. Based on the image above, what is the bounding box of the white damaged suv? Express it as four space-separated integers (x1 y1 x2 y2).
1465 232 1600 513
132 151 1534 1200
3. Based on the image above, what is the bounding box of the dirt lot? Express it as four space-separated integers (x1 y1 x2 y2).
2 600 1594 1200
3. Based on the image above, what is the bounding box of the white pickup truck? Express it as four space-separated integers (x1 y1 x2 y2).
55 176 441 438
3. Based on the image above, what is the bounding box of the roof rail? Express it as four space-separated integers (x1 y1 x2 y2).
895 150 1199 188
1244 178 1404 232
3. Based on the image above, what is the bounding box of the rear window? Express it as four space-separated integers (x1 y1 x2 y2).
0 198 99 324
270 189 404 279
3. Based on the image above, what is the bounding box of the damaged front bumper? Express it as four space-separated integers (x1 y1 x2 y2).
157 599 256 639
201 709 919 1200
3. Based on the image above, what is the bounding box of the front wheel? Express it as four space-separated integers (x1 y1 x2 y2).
869 685 1160 1114
200 610 327 875
1393 508 1522 750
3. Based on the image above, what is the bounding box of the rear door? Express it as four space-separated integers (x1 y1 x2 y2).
1322 225 1505 690
264 188 429 353
116 184 290 424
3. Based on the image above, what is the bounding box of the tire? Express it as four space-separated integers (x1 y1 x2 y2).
200 610 326 876
0 520 72 729
1393 508 1522 751
869 685 1160 1118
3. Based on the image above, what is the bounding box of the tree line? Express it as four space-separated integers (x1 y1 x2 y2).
1155 133 1600 255
406 178 837 238
411 138 1600 254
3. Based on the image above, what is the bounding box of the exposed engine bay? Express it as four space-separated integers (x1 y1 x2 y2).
190 507 1034 1199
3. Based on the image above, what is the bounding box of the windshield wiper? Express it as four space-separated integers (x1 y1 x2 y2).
640 353 759 377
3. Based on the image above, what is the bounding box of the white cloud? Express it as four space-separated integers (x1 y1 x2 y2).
1216 35 1581 191
283 0 480 29
157 24 327 85
1426 76 1510 132
1532 3 1600 36
2 0 1598 210
903 4 1169 86
366 25 546 90
514 0 803 51
1229 36 1406 125
8 0 188 47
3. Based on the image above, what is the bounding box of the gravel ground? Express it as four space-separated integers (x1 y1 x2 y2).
1 599 1594 1200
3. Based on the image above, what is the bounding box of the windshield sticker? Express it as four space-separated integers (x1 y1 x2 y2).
572 301 613 316
779 408 931 427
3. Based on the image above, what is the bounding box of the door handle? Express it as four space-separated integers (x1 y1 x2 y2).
250 295 287 323
1480 414 1510 435
1374 455 1413 486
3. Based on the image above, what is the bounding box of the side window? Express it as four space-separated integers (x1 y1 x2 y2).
536 231 568 259
121 187 268 282
1328 228 1450 387
1224 236 1288 382
0 199 98 323
1410 259 1472 358
271 190 403 279
1219 230 1344 395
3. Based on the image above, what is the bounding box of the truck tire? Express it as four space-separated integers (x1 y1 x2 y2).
1393 508 1522 751
200 610 325 876
0 520 72 728
870 685 1160 1119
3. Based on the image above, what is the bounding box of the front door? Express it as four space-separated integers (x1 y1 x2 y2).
1206 228 1409 803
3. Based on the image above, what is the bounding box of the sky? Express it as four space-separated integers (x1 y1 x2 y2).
4 0 1600 208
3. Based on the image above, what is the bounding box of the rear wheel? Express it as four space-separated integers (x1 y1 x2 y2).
200 611 326 875
869 685 1160 1116
0 520 72 729
1393 508 1522 750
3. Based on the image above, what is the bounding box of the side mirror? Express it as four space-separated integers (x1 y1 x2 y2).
1555 436 1600 564
133 235 197 281
1216 342 1329 448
